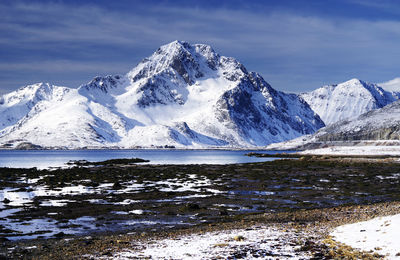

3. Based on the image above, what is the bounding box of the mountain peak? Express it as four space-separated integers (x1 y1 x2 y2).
301 78 399 125
127 41 208 84
159 40 192 53
344 78 362 84
127 40 246 87
10 82 65 101
339 78 374 90
158 40 216 56
17 82 49 92
79 75 123 93
123 41 250 109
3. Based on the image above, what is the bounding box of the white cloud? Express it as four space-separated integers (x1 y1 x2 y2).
348 0 400 14
379 77 400 92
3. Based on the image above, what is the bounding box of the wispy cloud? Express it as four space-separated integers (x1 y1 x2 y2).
379 77 400 92
348 0 400 14
0 1 399 94
0 60 132 75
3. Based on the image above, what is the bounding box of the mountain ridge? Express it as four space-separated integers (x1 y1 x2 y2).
0 41 324 149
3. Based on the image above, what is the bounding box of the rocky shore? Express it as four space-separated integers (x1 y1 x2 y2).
0 157 399 259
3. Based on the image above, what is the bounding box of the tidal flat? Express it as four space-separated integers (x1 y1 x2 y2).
0 156 399 258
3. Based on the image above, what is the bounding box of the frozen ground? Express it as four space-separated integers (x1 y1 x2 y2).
106 225 310 259
332 214 400 259
299 145 400 156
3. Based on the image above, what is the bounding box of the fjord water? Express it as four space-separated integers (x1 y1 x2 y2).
0 149 285 169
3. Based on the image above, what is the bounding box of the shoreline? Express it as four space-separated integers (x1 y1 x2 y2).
5 201 400 259
0 147 283 152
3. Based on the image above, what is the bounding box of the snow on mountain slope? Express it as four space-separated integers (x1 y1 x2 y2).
0 84 123 148
0 41 324 149
316 99 400 141
300 79 399 126
0 83 70 132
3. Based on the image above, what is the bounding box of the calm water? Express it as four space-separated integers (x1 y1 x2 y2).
0 149 287 169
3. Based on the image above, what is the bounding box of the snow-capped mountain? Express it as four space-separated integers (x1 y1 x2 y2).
0 41 324 149
0 82 120 148
0 82 80 138
300 79 400 126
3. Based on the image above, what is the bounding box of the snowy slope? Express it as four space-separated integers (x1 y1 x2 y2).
300 79 399 126
0 83 70 132
0 41 324 149
316 99 400 141
0 83 123 148
266 99 400 151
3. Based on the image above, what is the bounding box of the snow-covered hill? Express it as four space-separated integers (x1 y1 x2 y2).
316 99 400 141
267 99 400 151
0 82 120 148
300 79 399 126
0 41 324 149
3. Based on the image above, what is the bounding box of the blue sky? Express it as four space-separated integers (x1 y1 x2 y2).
1 0 400 94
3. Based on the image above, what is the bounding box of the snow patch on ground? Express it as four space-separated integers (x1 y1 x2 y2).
332 214 400 259
109 225 310 259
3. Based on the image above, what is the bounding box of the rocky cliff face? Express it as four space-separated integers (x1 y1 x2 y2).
214 72 324 145
0 41 324 149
